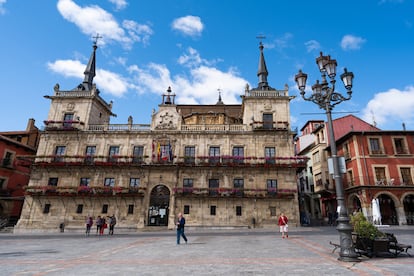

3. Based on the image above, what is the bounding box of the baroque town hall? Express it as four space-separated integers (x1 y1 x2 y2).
15 41 306 232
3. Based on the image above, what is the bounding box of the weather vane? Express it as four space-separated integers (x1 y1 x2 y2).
93 33 103 46
256 34 266 45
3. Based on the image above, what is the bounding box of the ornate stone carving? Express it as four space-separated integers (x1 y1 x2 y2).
155 111 176 129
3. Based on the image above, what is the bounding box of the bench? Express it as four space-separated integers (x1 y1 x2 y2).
330 233 412 258
386 233 412 257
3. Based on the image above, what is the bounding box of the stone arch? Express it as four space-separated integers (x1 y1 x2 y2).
373 192 399 225
147 184 170 226
402 192 414 225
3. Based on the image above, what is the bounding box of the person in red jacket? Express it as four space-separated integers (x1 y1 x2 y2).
278 213 288 239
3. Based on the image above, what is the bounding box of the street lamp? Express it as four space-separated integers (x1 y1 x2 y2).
295 52 359 262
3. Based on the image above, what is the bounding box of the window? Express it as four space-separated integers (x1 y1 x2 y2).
108 146 120 162
54 146 66 162
347 171 354 186
394 138 407 154
48 178 58 186
2 151 13 167
80 178 90 187
374 167 386 185
236 206 242 216
263 113 273 129
269 206 277 217
210 205 216 216
267 179 277 195
0 178 5 189
265 147 276 164
63 113 74 128
343 143 350 160
315 173 322 187
209 146 220 164
209 179 219 196
132 146 144 163
102 204 108 214
233 178 244 196
104 178 115 187
76 204 83 214
400 168 413 185
313 151 320 163
85 146 96 164
128 205 134 214
43 204 51 214
232 147 244 164
183 179 193 195
369 138 382 154
184 205 190 214
130 178 140 188
184 146 195 164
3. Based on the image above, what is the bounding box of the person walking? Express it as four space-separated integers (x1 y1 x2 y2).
100 217 106 235
278 212 289 239
95 216 102 235
176 212 188 244
85 216 93 236
109 215 116 235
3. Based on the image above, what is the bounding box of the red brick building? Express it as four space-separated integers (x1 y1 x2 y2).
0 119 39 227
297 115 414 226
338 128 414 225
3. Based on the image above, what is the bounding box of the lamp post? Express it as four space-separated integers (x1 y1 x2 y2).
295 52 359 262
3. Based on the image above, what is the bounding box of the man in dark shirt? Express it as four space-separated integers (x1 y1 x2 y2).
176 212 188 244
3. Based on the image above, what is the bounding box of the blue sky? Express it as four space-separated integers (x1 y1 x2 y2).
1 0 414 132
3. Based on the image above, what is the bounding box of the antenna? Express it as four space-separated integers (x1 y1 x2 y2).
370 110 377 127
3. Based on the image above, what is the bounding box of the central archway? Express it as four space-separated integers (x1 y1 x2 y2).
148 185 170 226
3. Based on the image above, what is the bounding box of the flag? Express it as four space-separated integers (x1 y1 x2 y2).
168 141 173 161
157 143 161 160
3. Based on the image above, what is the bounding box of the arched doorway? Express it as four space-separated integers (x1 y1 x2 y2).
378 194 398 225
403 194 414 225
148 185 170 226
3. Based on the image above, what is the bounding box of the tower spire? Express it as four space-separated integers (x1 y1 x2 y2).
82 34 101 90
257 39 269 90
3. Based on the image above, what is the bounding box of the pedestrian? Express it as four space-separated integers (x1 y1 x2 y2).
278 212 288 239
100 217 106 235
176 212 188 244
85 216 93 235
109 215 116 235
95 215 102 235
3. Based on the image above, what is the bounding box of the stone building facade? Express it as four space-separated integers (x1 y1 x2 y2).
15 42 306 233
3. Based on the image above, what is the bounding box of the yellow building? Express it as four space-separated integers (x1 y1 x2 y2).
15 41 306 233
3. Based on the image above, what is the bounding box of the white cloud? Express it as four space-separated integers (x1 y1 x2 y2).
47 59 129 97
172 16 203 37
57 0 152 49
129 59 248 105
361 86 414 129
108 0 127 10
340 35 366 51
274 33 293 50
0 0 7 15
178 47 220 68
304 40 321 52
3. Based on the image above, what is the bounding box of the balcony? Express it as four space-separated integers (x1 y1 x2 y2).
19 155 308 169
250 121 289 131
173 187 296 199
43 120 85 131
25 185 146 197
